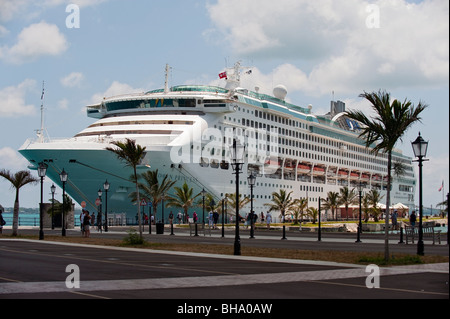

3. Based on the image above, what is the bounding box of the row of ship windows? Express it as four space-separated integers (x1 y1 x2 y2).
227 105 411 170
208 131 388 173
87 120 194 128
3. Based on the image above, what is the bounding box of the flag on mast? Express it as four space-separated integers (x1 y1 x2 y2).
438 180 444 192
41 81 45 100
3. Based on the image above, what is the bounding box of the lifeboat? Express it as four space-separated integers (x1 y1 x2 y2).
297 163 311 174
338 170 348 178
350 172 360 180
312 166 325 175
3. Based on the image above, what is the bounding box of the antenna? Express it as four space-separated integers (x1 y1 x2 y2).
37 81 45 143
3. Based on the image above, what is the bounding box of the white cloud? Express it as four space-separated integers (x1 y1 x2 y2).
57 98 69 110
0 79 36 118
61 72 84 87
0 147 29 170
0 0 29 22
1 21 68 64
206 0 449 96
0 25 8 37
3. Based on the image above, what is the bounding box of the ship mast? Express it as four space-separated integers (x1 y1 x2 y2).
37 81 45 143
164 64 171 93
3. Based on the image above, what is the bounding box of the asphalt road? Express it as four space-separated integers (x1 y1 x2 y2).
0 226 448 307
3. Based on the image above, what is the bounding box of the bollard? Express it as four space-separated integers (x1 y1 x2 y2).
398 227 404 244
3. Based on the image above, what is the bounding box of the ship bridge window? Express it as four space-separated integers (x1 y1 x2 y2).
105 98 198 111
203 99 227 107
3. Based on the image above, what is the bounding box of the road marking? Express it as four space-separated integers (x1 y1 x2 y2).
0 267 443 295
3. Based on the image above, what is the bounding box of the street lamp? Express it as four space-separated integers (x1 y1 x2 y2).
247 172 256 239
103 180 110 232
225 193 228 224
231 138 245 255
221 197 225 238
318 197 322 241
59 169 68 236
98 188 102 231
356 181 363 243
201 188 207 227
411 132 429 256
37 162 48 240
51 184 56 230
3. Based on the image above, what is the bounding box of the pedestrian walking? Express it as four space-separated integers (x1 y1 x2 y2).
177 211 182 224
209 211 214 228
80 210 85 234
97 211 102 232
391 210 398 230
169 211 174 225
83 210 91 238
266 211 272 229
409 211 417 228
213 211 219 229
0 206 5 234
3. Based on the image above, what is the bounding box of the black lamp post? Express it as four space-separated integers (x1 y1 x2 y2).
247 172 256 239
356 181 363 243
59 169 68 236
221 197 225 238
103 180 110 232
318 197 322 242
411 132 428 256
98 188 102 231
51 184 56 230
162 193 166 223
225 193 228 224
231 138 245 256
201 188 207 227
37 162 48 240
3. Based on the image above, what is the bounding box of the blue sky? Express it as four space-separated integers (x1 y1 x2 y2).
1 0 448 210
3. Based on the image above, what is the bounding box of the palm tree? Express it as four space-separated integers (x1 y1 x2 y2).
291 198 308 224
265 189 296 222
307 207 319 224
225 193 250 220
366 189 384 222
265 189 296 239
135 170 175 224
322 191 340 220
361 194 371 223
106 138 146 238
0 169 38 236
166 182 199 222
346 90 427 261
339 186 358 221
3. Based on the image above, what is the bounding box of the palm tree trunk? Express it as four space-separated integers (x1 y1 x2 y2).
13 191 19 236
134 167 142 238
384 151 392 261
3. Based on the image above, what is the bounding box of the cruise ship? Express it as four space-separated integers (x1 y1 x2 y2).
19 63 416 222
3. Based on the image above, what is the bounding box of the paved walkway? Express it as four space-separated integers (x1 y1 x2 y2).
0 237 448 300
